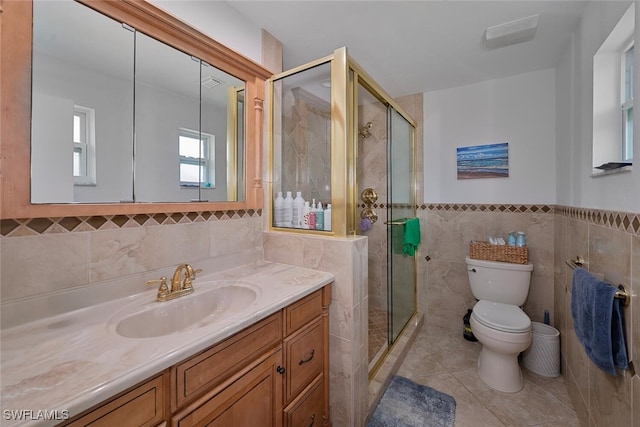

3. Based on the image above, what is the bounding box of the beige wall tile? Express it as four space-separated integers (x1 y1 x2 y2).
1 233 89 300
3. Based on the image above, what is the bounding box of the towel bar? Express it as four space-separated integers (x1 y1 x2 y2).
565 259 631 306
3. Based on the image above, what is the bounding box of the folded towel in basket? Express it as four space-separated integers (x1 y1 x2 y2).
570 267 628 375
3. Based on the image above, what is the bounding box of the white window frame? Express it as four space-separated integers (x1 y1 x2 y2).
73 105 96 185
592 3 635 171
179 128 215 188
621 41 634 162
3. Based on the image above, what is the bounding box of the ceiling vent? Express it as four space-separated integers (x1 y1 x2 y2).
202 75 223 89
484 14 539 51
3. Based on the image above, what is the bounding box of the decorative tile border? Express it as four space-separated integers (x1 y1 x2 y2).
0 209 262 237
357 203 554 213
556 205 640 235
3 204 638 237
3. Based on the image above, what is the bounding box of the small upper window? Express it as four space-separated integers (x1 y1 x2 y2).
73 105 96 185
592 3 634 172
179 128 215 187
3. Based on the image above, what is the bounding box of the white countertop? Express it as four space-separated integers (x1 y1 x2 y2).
0 261 334 426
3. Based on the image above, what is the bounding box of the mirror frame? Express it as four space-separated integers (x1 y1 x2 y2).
1 0 271 219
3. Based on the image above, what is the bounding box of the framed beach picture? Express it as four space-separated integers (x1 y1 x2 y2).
457 142 509 179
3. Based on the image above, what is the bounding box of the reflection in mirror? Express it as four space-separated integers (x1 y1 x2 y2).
199 62 246 202
134 32 201 202
31 0 134 203
30 0 247 204
227 88 245 201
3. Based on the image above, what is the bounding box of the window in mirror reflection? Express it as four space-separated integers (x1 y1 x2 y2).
179 129 215 188
72 105 96 186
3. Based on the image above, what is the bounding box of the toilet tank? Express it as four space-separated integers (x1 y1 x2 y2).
465 256 533 305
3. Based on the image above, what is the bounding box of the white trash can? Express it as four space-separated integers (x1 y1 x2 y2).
523 322 560 377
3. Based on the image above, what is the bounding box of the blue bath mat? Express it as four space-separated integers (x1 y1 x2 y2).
368 376 456 427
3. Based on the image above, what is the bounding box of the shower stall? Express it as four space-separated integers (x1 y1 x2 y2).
267 47 418 390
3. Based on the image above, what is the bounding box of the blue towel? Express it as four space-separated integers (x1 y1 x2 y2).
570 267 628 375
402 217 421 257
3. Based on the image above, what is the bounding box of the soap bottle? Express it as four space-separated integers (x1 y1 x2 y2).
324 203 332 231
308 199 316 230
293 192 305 228
516 231 526 247
302 201 311 229
274 192 284 227
283 191 294 227
315 202 324 230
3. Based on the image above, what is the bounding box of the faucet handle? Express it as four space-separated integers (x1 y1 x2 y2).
146 277 170 299
182 266 202 290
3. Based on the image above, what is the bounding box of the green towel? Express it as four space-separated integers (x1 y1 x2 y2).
402 217 421 256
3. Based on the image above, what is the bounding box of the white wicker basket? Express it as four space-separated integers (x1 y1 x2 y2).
523 322 560 377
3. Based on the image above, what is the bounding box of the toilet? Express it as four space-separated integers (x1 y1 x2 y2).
465 256 534 393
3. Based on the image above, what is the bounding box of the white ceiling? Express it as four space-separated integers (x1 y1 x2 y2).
227 1 588 97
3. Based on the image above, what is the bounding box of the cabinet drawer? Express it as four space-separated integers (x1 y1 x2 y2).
173 312 282 409
285 289 322 335
284 375 324 427
284 319 323 403
172 350 283 427
65 374 165 427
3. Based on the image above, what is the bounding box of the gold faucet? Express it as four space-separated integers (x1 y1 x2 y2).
146 264 202 302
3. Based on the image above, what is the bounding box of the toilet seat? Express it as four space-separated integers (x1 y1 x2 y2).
472 300 531 333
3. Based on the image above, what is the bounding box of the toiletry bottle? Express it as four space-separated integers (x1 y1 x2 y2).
284 191 294 227
516 231 526 247
324 203 332 231
293 192 305 228
315 202 324 230
274 192 284 227
302 201 311 229
309 199 317 230
507 231 516 246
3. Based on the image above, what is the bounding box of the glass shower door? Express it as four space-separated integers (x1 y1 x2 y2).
387 107 416 342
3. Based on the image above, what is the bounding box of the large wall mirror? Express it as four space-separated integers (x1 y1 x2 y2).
1 0 269 218
32 0 246 204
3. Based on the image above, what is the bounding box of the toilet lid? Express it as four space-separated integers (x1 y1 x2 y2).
472 300 531 333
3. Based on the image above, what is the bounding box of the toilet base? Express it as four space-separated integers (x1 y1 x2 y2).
476 345 524 393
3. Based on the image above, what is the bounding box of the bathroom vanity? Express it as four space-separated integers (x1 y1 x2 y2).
0 262 333 427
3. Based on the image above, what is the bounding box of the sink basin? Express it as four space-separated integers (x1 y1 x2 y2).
114 282 258 338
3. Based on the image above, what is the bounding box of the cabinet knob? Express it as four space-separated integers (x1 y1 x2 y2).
276 365 286 375
308 413 316 427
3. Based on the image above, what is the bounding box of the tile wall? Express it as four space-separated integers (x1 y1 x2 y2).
0 211 263 302
554 206 639 427
417 204 556 332
263 232 369 427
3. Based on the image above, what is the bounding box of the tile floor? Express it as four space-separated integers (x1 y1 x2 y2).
368 305 388 363
393 321 581 427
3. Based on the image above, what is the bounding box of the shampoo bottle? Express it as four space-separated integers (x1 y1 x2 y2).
302 201 311 229
274 192 284 227
315 202 324 230
293 192 305 228
284 191 294 227
324 204 332 231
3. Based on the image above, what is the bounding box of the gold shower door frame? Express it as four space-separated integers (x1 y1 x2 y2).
267 47 418 378
267 47 416 236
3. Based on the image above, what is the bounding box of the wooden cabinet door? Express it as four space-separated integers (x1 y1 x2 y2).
283 375 324 427
172 350 283 427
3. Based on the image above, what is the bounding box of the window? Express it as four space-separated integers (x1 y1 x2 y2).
592 3 634 172
179 128 215 187
622 42 634 162
73 105 96 185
